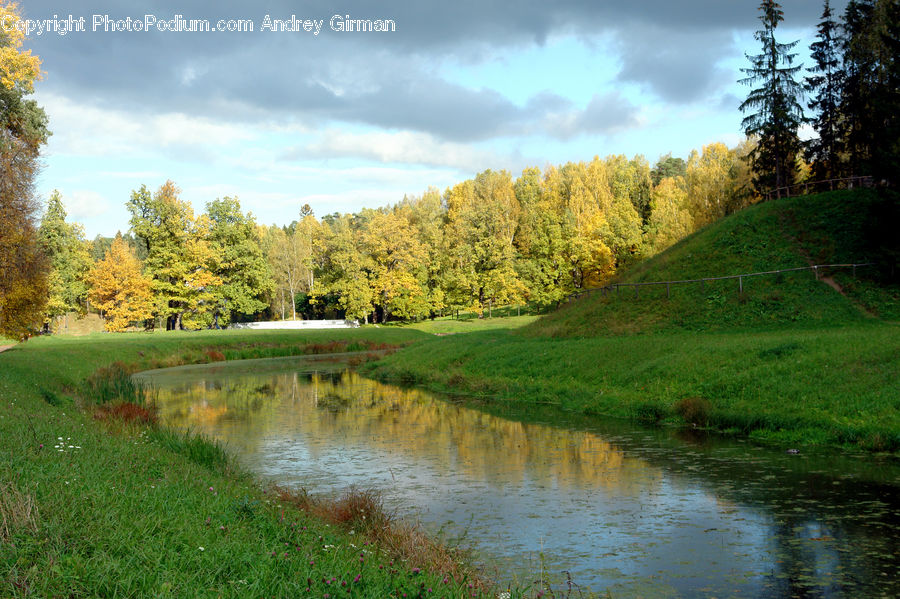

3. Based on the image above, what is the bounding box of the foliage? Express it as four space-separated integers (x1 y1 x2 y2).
264 212 318 320
740 0 805 193
839 0 900 183
805 0 844 180
39 191 93 323
205 197 274 326
0 1 49 340
127 181 222 330
87 234 154 332
0 2 42 92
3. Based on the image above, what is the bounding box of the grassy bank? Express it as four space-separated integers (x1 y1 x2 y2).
368 321 900 451
366 190 900 452
0 329 500 598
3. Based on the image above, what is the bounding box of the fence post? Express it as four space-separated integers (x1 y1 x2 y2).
814 266 819 280
739 276 743 294
853 264 857 278
701 278 705 293
634 285 639 299
666 282 670 299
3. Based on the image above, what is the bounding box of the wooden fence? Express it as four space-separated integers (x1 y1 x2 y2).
570 263 875 302
763 176 873 201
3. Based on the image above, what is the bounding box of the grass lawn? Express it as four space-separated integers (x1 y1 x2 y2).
397 315 540 335
0 328 499 598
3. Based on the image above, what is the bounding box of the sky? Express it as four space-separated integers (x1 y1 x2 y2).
14 1 846 238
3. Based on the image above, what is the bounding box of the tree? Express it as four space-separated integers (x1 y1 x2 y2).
361 209 428 322
87 235 154 332
126 181 221 330
39 191 92 328
805 0 845 180
740 0 805 194
316 214 374 322
840 0 900 183
0 1 50 339
443 170 525 316
265 213 319 320
651 154 687 186
205 197 274 326
643 177 694 256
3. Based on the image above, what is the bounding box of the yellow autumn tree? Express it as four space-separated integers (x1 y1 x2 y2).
88 235 154 332
0 2 42 92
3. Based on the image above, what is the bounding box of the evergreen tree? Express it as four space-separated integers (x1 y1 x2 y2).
840 0 878 177
739 0 805 195
806 0 845 180
38 191 93 328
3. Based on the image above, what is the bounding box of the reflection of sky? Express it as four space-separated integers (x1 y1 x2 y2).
144 363 900 596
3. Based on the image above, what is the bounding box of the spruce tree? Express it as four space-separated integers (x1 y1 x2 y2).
840 0 878 177
739 0 805 195
805 0 844 180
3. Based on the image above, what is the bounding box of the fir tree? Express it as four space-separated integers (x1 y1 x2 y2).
739 0 805 195
805 0 844 180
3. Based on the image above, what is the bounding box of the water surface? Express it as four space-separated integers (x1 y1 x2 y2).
139 357 900 597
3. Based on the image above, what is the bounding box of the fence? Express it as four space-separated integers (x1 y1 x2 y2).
763 176 873 201
569 263 875 302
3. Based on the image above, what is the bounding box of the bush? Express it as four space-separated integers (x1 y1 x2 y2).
675 396 712 427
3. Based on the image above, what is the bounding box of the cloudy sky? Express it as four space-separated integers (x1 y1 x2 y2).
17 1 843 237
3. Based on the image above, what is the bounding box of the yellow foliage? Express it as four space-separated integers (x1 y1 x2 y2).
0 3 43 92
87 236 154 332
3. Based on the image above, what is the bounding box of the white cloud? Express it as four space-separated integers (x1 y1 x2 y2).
64 189 111 220
287 130 519 172
37 93 256 159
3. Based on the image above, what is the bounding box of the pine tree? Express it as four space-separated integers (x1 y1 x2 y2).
739 0 805 195
840 0 878 177
805 0 844 180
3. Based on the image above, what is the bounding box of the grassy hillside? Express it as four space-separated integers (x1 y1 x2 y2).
371 189 900 451
531 189 899 337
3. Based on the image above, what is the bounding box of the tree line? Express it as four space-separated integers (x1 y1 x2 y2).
38 143 755 331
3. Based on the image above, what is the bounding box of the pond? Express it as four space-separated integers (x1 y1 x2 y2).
137 356 900 597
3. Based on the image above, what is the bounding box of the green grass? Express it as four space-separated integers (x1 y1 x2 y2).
369 190 900 452
398 315 540 335
0 328 502 598
369 322 900 451
531 190 899 337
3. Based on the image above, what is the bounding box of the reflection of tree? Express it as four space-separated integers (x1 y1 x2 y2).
155 370 654 496
151 367 900 596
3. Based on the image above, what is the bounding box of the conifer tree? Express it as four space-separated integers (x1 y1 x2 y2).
806 0 844 180
39 191 93 328
739 0 805 195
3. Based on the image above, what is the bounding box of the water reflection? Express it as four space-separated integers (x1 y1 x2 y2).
142 360 900 597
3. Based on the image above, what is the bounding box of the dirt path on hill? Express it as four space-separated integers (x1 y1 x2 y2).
0 344 15 353
779 209 879 318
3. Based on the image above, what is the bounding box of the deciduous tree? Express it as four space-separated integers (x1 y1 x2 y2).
0 1 49 339
87 235 154 332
